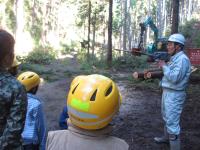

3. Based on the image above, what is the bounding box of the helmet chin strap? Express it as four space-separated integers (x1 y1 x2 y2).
171 51 176 56
171 45 181 56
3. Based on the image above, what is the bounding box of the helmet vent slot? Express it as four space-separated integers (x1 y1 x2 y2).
105 85 112 96
28 75 34 78
72 83 79 94
90 89 97 101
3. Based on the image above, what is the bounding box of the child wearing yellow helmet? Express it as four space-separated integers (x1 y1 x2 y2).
58 75 86 129
17 71 47 150
46 74 129 150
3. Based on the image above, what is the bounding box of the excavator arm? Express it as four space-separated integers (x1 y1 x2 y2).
133 17 169 62
143 17 158 42
138 17 158 53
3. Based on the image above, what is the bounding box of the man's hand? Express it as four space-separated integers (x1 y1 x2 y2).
158 60 166 68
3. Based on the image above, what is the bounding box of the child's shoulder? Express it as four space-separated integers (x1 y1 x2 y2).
27 93 42 104
0 72 25 93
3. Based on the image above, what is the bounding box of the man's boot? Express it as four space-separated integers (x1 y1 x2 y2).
154 126 169 143
169 134 180 150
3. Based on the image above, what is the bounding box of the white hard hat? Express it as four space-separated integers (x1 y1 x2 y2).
168 33 185 45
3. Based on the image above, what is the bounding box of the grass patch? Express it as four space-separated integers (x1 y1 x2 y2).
19 63 57 82
42 74 60 82
24 46 57 65
20 63 53 75
112 55 148 71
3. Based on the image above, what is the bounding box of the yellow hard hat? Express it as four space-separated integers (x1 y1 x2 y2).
67 74 122 130
70 75 86 88
12 56 21 67
17 71 40 92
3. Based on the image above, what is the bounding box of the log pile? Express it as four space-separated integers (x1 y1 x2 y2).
133 68 163 80
146 71 163 79
133 67 200 84
132 72 145 79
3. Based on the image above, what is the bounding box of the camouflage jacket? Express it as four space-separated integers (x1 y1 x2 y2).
0 71 27 150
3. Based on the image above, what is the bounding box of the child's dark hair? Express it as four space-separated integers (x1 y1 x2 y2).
0 29 15 67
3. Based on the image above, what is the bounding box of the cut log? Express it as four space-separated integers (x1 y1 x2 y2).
143 71 148 79
143 68 162 79
146 71 163 79
132 71 144 79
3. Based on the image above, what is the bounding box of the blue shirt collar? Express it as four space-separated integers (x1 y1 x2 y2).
170 51 184 61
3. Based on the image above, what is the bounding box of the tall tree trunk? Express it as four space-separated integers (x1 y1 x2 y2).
107 0 113 67
179 0 184 24
157 0 162 37
171 0 179 34
128 13 132 51
87 0 91 60
92 13 96 59
41 0 48 46
187 0 193 20
163 0 167 35
147 0 151 42
122 0 127 54
15 0 24 53
127 0 132 51
169 0 173 25
119 0 123 50
160 0 166 36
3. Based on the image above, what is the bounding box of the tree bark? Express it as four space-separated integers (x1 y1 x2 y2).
87 0 91 60
127 1 132 51
122 0 127 54
171 0 179 34
107 0 113 67
92 12 96 59
157 0 162 36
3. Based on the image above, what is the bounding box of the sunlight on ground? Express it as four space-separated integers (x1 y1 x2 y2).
57 51 78 60
59 54 74 59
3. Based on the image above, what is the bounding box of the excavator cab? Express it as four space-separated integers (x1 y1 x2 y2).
147 43 156 54
156 38 168 51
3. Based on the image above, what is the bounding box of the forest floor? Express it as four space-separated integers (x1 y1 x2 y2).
35 53 200 150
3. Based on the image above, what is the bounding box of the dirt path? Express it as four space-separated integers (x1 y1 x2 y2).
36 55 200 150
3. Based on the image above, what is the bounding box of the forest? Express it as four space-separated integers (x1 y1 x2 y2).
1 0 200 150
1 0 200 61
